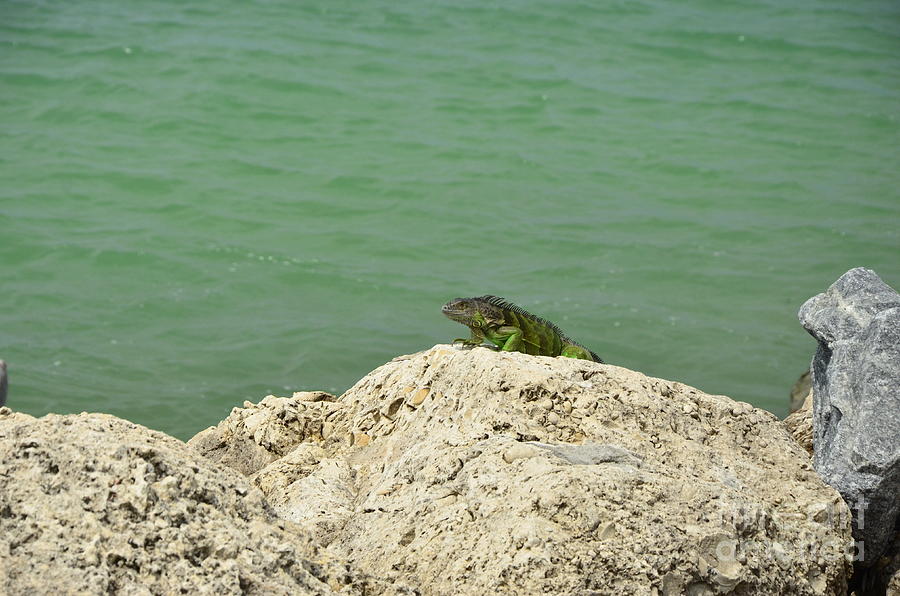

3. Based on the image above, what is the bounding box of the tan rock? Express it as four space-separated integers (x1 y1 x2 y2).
790 369 812 413
409 387 430 407
214 345 852 595
0 412 402 594
0 406 34 424
785 391 814 455
292 391 337 402
254 447 357 543
188 393 344 476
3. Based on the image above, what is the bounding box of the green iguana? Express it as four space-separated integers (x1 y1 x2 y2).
441 295 603 363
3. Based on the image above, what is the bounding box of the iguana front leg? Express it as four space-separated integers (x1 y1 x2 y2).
453 327 485 347
485 325 526 352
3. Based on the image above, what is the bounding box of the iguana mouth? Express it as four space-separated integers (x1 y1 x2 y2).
441 304 465 321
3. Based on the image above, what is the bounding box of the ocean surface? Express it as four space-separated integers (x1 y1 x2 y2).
1 0 898 440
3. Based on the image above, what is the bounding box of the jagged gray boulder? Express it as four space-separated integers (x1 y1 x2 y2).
0 410 402 595
798 267 900 569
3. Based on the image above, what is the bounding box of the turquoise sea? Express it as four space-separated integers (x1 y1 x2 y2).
1 0 898 440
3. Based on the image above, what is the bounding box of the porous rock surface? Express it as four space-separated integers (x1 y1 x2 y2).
189 391 340 476
798 267 900 568
784 392 814 456
192 345 853 595
0 409 400 595
790 369 812 414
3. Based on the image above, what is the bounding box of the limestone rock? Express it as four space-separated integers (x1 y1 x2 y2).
785 392 813 455
0 412 400 595
188 392 342 476
211 346 852 595
790 369 812 413
255 448 357 543
0 406 32 424
799 267 900 568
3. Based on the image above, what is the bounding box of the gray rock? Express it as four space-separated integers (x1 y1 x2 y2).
798 267 900 567
529 441 643 466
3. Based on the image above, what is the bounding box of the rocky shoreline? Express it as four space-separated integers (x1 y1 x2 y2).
0 347 854 595
1 268 897 595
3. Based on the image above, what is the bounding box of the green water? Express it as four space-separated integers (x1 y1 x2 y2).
1 0 898 440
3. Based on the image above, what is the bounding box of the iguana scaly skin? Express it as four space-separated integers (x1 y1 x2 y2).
441 295 603 363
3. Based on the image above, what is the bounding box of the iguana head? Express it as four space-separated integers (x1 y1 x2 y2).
441 297 504 328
